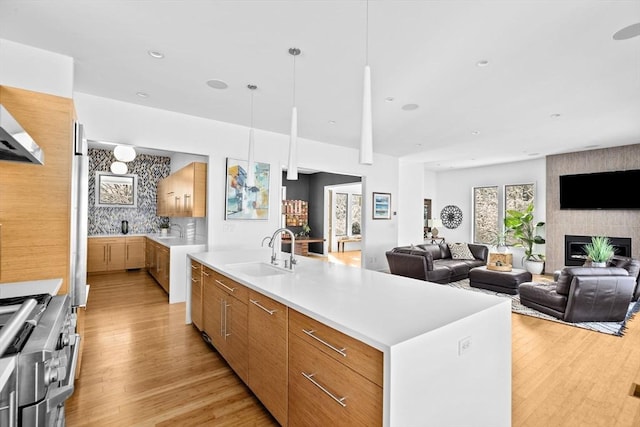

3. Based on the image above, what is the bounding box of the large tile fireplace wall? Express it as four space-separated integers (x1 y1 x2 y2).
546 143 640 273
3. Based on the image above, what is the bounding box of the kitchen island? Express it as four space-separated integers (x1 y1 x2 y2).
187 248 511 426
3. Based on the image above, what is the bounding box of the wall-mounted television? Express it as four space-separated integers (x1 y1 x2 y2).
559 169 640 209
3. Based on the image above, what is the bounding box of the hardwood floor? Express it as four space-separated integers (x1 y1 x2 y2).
66 271 278 426
67 268 640 426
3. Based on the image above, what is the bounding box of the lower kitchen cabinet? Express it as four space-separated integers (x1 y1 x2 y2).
196 269 384 426
202 267 248 383
87 237 125 273
190 261 203 330
88 236 145 273
125 237 145 269
288 310 383 426
248 291 288 426
147 239 170 293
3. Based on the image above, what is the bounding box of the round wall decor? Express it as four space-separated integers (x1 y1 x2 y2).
440 205 463 229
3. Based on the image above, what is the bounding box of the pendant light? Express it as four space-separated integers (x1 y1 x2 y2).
359 0 373 165
110 161 127 175
287 47 301 180
246 84 257 189
114 145 136 162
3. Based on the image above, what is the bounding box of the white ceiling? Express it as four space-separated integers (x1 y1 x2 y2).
1 1 639 171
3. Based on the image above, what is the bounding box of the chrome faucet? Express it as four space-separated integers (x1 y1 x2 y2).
265 228 297 269
170 223 183 238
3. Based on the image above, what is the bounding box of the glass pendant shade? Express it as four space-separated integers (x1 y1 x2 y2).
360 64 373 165
114 145 136 162
287 106 298 180
110 161 127 174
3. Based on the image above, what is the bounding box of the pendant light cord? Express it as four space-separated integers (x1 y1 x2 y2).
292 53 297 106
250 89 254 128
365 0 369 65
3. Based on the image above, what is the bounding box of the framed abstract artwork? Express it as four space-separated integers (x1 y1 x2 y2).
95 172 138 208
225 157 271 220
372 192 391 219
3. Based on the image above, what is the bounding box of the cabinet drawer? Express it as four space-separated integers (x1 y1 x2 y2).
289 333 382 426
205 268 249 303
289 309 383 387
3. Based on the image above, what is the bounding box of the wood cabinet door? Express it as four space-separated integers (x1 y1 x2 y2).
202 268 224 350
125 238 145 269
87 240 108 273
190 261 203 330
156 179 168 217
224 296 248 384
106 240 126 271
157 246 170 292
248 291 288 425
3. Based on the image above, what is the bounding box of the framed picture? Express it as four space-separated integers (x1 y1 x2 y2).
95 172 138 208
372 192 391 220
225 157 271 220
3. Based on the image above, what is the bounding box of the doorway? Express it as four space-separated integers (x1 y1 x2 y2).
325 183 362 267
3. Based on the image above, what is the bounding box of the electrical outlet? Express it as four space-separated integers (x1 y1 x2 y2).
458 336 472 356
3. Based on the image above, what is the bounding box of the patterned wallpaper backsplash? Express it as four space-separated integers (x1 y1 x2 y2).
88 148 171 235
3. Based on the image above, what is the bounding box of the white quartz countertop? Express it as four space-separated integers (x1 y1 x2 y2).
0 278 63 298
189 249 509 351
89 233 206 248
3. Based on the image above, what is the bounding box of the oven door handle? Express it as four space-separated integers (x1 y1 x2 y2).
46 333 81 410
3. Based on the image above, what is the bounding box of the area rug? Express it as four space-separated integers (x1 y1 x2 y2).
447 279 640 337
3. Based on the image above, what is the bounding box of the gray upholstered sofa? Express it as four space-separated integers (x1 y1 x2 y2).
385 242 488 284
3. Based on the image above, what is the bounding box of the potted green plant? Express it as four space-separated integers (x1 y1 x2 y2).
504 202 546 274
159 220 170 236
299 223 311 238
583 236 614 267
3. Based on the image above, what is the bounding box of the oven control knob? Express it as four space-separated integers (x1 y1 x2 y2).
45 366 59 385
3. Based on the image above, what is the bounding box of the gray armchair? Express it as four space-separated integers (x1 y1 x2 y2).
519 266 636 323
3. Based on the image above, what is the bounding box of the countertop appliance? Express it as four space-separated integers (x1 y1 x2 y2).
0 293 79 426
0 104 44 165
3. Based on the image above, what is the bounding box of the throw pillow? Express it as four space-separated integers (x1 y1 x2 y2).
448 243 475 260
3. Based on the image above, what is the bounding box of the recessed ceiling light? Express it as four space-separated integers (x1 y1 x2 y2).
402 103 419 111
476 60 489 67
136 92 149 98
328 120 336 125
613 22 640 40
206 79 229 90
148 50 165 59
415 143 422 147
584 144 600 149
385 97 395 102
528 153 540 157
550 113 561 118
471 130 480 135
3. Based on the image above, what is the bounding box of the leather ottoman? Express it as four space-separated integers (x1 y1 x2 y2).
468 266 532 295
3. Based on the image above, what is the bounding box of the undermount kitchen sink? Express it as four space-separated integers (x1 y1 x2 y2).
225 261 293 277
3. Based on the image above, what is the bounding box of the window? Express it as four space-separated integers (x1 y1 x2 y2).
473 186 498 244
334 193 348 236
350 194 362 235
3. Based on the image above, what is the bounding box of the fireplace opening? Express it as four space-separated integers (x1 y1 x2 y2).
564 235 632 266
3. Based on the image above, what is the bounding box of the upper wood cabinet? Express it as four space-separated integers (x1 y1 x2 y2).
156 162 207 217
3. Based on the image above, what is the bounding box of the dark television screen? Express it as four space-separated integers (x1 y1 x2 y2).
559 169 640 209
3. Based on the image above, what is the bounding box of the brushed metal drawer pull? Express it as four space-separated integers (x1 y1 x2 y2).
215 279 236 293
302 329 347 357
202 270 210 277
191 278 198 282
250 299 277 315
301 372 347 408
191 264 199 270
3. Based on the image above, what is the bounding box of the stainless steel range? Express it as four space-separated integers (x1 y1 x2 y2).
0 293 80 426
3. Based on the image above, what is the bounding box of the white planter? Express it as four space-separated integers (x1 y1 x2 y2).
524 260 544 275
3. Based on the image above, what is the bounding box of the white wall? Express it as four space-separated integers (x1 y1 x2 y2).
397 160 424 246
433 158 546 266
74 92 400 271
0 39 73 97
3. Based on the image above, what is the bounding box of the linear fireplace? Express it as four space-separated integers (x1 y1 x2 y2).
564 235 632 266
